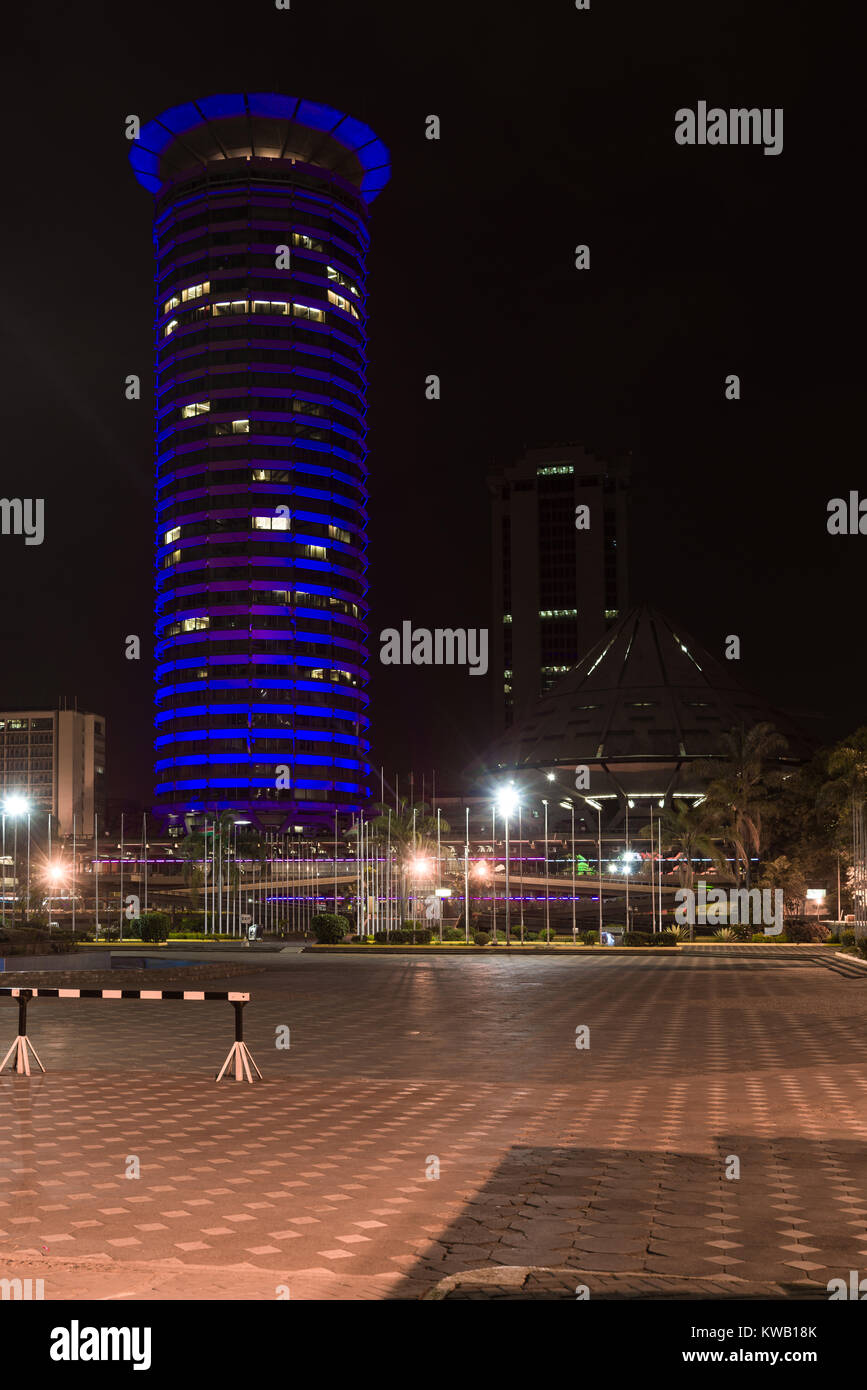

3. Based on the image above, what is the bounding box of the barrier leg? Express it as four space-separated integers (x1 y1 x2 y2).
215 1001 262 1084
0 992 45 1077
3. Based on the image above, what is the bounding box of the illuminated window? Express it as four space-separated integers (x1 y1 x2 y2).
292 232 323 252
502 613 512 623
604 609 619 620
293 302 325 323
328 290 351 313
163 549 182 569
328 524 350 543
540 608 577 619
231 419 249 434
163 526 181 544
181 616 210 632
213 300 248 317
162 295 180 314
163 319 179 338
252 469 269 481
252 299 290 315
536 465 574 476
253 514 291 531
180 401 210 418
181 281 209 302
327 265 360 297
302 545 327 559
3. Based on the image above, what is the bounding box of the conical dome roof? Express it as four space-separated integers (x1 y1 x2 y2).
489 605 812 772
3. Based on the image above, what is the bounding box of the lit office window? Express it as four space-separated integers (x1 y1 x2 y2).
181 281 209 301
163 526 181 544
163 318 179 338
293 302 325 322
180 401 210 418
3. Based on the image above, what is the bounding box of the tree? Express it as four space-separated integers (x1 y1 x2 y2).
700 723 789 888
640 799 726 888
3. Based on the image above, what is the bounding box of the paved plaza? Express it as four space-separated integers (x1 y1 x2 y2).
1 949 866 1300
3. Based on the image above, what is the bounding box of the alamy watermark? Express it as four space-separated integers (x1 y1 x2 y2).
380 622 488 676
674 885 783 934
0 498 44 546
675 103 783 157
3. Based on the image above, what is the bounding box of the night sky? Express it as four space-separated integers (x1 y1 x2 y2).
0 0 856 809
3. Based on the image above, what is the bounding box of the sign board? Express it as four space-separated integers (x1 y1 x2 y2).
240 914 252 925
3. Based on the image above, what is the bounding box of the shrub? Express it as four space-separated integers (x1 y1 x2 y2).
841 929 856 946
623 931 652 947
713 927 736 941
138 912 170 943
782 917 830 943
310 912 350 944
441 927 462 941
658 930 679 947
732 923 753 942
474 932 492 946
178 914 205 933
581 930 598 945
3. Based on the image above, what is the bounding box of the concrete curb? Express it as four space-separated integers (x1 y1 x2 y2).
835 950 867 968
303 944 682 954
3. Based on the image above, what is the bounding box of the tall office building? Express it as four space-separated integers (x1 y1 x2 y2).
489 445 629 730
130 94 389 831
0 706 105 836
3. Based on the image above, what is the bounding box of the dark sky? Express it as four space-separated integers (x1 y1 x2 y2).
0 0 857 807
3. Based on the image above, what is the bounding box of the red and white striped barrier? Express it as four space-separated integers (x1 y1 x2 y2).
0 987 261 1083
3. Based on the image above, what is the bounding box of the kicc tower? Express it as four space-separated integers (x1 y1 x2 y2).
129 94 389 832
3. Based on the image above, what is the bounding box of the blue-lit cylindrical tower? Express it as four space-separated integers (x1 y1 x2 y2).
129 93 389 831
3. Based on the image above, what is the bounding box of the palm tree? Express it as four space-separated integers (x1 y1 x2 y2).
700 723 788 889
641 799 726 888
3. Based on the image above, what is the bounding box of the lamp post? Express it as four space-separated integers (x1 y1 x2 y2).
541 798 550 943
464 806 470 943
491 803 497 942
570 802 576 941
518 804 525 943
581 797 603 944
3 796 31 931
496 786 518 947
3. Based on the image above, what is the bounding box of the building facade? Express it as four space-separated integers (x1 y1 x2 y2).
130 93 389 831
489 445 629 730
0 706 105 836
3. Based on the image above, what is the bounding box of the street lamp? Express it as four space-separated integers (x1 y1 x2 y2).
496 785 519 945
541 798 550 943
560 799 577 942
3 795 31 930
582 797 604 944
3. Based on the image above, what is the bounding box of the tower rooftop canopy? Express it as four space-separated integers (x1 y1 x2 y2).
488 603 814 774
129 92 390 203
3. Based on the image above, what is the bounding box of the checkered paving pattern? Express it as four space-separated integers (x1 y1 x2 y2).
1 952 866 1299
